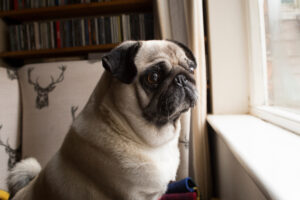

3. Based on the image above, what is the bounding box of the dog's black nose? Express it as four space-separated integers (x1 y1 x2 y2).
174 74 187 87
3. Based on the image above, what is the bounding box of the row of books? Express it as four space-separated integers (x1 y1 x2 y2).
8 13 154 51
0 0 110 11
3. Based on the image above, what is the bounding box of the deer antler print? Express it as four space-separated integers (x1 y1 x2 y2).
0 125 21 170
28 66 67 109
179 135 190 149
48 65 66 91
6 69 18 80
71 106 79 122
28 67 39 91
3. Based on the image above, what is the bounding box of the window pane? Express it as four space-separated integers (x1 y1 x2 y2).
264 0 300 114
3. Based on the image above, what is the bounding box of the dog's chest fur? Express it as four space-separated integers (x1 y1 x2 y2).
58 100 181 199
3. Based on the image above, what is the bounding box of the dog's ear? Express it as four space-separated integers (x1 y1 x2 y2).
102 41 141 84
167 40 197 71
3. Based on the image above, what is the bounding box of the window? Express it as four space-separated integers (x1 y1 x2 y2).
247 0 300 134
264 0 300 113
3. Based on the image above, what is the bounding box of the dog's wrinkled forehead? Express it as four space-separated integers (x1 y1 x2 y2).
134 40 196 74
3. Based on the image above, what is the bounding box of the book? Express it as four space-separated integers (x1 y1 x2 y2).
14 0 18 10
139 14 145 40
98 17 105 44
20 24 26 50
8 26 15 51
74 19 82 47
130 14 140 40
117 16 122 42
144 13 154 40
26 24 31 50
88 19 92 46
0 0 116 11
64 20 71 48
56 21 61 48
84 18 89 46
110 16 115 43
104 16 111 44
94 18 99 45
60 20 65 48
29 23 36 49
16 25 21 51
81 19 86 46
33 22 40 50
7 13 154 51
121 14 130 41
71 19 76 47
50 21 55 49
90 18 97 45
40 22 47 49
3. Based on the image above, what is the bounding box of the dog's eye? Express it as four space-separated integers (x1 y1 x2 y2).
147 72 160 85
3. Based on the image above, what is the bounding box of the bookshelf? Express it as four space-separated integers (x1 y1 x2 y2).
0 44 117 59
0 0 153 22
0 0 154 64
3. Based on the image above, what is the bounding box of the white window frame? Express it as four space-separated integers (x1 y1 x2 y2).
245 0 300 135
207 0 250 115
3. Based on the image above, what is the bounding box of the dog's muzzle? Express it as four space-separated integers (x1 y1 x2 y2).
158 74 198 118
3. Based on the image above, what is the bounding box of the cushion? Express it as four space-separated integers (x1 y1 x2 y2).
0 67 21 191
18 60 104 167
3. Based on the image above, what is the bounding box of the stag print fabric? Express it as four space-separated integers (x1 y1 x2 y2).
0 67 21 191
18 60 104 167
177 111 191 180
27 66 66 109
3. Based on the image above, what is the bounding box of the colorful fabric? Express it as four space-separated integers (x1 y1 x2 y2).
159 192 197 200
166 177 197 194
0 67 21 191
160 178 200 200
0 190 9 200
18 61 104 167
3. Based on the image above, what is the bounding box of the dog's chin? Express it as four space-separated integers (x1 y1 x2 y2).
143 87 198 126
158 111 187 126
143 101 193 127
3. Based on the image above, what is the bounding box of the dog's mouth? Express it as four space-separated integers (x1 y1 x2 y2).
143 84 198 126
159 85 197 118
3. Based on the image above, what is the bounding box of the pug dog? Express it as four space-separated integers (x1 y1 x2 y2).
7 40 198 200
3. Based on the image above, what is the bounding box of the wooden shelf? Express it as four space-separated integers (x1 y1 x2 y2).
0 0 153 23
0 0 153 64
0 44 118 59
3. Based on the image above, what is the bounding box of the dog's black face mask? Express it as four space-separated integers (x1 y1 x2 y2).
140 60 197 126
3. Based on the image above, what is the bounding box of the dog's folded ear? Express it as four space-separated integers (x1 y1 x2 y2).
102 41 141 84
167 40 197 71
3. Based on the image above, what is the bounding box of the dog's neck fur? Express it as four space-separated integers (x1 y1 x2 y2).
98 101 147 147
74 71 181 148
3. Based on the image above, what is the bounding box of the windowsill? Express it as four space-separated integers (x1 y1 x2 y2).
251 106 300 136
207 115 300 200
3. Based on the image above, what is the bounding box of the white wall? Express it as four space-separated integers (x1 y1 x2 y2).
207 0 249 114
207 0 267 199
211 131 267 200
